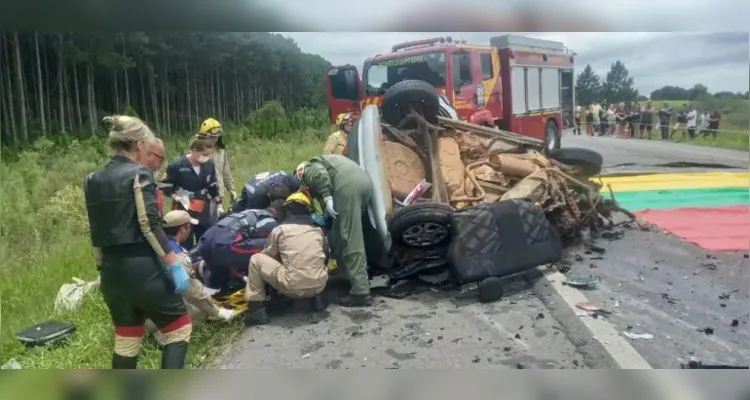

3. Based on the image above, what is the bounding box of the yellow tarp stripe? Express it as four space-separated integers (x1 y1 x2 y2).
595 172 749 193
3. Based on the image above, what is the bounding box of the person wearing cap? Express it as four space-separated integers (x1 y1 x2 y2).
323 113 354 156
162 136 222 250
84 115 192 369
161 210 236 322
295 155 374 307
195 185 289 294
244 191 329 325
197 118 237 204
230 170 300 214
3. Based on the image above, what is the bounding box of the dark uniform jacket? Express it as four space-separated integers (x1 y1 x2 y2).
84 155 172 257
231 171 300 213
162 155 220 226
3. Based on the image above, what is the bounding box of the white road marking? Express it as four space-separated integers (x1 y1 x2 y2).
541 268 653 369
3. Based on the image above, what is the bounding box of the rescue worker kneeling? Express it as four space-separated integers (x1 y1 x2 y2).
244 191 328 326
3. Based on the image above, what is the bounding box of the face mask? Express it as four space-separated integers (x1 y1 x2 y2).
197 155 210 164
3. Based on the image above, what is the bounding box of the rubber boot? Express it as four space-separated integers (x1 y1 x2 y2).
339 294 373 307
310 294 326 312
244 301 269 326
160 341 188 369
112 353 138 369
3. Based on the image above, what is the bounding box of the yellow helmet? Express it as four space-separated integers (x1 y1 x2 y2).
335 112 353 127
284 191 312 208
198 118 222 136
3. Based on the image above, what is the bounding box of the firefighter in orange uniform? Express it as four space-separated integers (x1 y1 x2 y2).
323 113 354 156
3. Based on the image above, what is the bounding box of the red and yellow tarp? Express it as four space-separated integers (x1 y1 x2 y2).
597 172 749 252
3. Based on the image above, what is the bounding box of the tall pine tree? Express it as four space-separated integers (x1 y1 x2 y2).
575 64 602 106
603 61 638 104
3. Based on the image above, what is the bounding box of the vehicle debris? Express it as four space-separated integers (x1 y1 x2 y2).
622 331 654 340
682 359 749 369
698 327 715 335
565 275 600 288
575 301 611 315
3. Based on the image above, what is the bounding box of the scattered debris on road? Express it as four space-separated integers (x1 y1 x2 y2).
697 327 715 335
622 331 654 340
564 275 600 288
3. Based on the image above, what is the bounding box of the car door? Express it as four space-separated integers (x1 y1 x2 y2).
326 65 363 123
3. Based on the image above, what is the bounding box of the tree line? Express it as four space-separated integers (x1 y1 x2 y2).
0 32 332 147
574 61 749 106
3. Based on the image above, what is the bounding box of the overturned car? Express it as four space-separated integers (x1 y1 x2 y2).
348 80 609 298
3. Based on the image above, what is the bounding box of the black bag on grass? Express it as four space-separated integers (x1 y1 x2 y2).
447 199 562 284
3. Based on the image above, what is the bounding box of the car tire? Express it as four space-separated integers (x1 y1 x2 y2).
389 203 454 248
381 80 440 129
548 147 604 176
477 277 504 303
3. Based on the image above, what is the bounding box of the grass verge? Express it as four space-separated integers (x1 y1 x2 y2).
1 126 325 368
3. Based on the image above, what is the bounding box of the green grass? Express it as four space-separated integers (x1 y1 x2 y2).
0 125 326 369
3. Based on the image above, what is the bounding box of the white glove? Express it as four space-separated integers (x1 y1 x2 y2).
323 196 338 218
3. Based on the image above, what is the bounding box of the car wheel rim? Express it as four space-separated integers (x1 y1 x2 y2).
402 222 448 247
546 124 557 151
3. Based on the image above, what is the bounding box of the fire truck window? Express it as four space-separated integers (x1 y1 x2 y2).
364 52 447 95
452 52 471 93
330 68 359 101
480 53 493 79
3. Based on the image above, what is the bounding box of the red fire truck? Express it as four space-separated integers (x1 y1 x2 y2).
325 34 575 150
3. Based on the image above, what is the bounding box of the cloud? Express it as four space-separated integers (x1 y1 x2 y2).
280 32 749 95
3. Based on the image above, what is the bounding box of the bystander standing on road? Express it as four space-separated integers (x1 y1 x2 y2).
640 100 654 139
573 106 582 135
630 102 641 138
615 103 628 138
685 104 698 139
670 103 688 141
585 105 595 136
606 104 616 135
705 110 721 139
658 102 672 140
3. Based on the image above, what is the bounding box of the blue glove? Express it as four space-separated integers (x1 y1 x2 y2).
168 261 190 293
312 214 326 227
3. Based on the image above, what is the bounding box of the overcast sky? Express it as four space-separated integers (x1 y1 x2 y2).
279 32 749 96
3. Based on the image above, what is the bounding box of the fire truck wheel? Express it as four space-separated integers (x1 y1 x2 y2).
548 147 603 176
544 119 560 151
381 80 440 129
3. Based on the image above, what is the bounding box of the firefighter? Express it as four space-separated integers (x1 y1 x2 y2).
244 191 329 325
197 118 238 204
295 155 373 307
84 115 192 369
323 112 354 156
196 185 289 294
230 170 300 213
162 136 222 250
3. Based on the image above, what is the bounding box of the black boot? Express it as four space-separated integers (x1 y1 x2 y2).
112 353 138 369
339 294 373 307
244 301 269 326
160 341 188 369
310 294 327 312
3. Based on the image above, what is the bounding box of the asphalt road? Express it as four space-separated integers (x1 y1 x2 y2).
560 131 749 368
196 131 748 374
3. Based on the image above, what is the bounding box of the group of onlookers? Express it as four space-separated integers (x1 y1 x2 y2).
573 100 721 141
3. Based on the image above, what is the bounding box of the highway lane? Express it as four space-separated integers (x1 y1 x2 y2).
560 131 749 368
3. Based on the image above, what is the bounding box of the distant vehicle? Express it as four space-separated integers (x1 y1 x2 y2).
325 34 576 150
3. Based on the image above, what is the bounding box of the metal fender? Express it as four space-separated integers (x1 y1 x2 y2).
356 105 392 251
468 109 494 126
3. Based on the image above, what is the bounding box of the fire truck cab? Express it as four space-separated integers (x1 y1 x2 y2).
325 34 575 150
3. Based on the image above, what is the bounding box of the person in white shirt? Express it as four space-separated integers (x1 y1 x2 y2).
685 104 698 139
696 110 708 136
